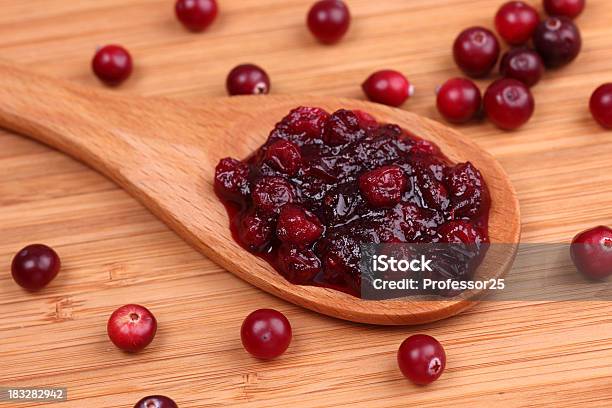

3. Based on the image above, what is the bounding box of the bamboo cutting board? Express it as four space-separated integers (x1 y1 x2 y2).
0 0 611 407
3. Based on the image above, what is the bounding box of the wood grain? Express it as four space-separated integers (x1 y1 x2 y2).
0 0 610 406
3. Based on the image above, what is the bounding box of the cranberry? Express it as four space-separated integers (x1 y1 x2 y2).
499 48 544 87
320 235 362 288
214 157 250 202
589 83 612 129
175 0 218 32
484 78 535 130
252 176 295 213
571 226 612 280
445 162 487 218
265 140 302 175
241 309 292 359
323 109 365 146
278 246 322 284
277 204 323 246
453 27 500 78
307 0 351 44
226 64 270 95
92 45 133 86
392 203 428 241
533 17 581 68
277 107 330 140
543 0 585 19
11 244 61 291
107 304 157 353
359 165 407 208
397 334 446 385
361 70 413 107
438 220 484 244
237 210 274 252
354 110 378 130
134 395 178 408
412 139 441 156
413 162 450 211
495 1 540 45
436 78 482 123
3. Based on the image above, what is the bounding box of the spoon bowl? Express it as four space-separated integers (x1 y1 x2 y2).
0 62 520 324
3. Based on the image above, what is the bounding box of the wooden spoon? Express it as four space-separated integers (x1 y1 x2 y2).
0 62 520 325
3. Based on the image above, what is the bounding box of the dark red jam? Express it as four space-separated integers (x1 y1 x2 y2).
215 107 490 297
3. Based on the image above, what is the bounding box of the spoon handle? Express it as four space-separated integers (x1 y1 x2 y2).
0 62 127 163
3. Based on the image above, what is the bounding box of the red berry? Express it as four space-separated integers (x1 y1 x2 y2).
307 0 351 44
362 70 413 107
237 210 274 252
413 161 450 211
134 395 178 408
278 246 322 284
323 109 366 146
438 220 484 244
391 203 427 241
279 107 330 139
589 83 612 129
252 176 295 214
397 334 446 385
353 110 378 129
226 64 270 95
543 0 585 19
241 309 292 359
214 157 250 202
359 165 407 208
411 139 440 156
533 17 581 68
11 244 61 291
445 162 487 218
571 226 612 280
453 27 500 78
500 48 544 87
107 304 157 353
495 1 540 45
436 78 482 123
92 45 132 86
276 204 324 246
175 0 218 32
484 78 535 130
265 140 302 175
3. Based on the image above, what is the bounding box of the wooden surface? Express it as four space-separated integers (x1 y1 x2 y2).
0 0 610 406
0 62 521 325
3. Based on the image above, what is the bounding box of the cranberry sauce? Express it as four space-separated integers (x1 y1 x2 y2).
214 107 491 297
